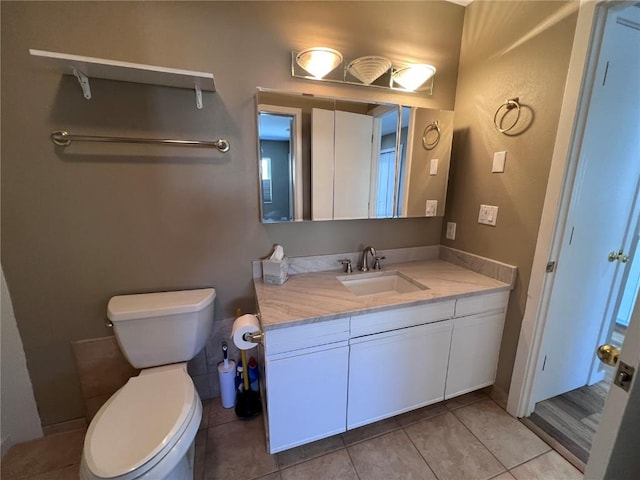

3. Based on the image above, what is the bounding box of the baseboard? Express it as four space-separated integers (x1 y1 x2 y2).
42 417 87 436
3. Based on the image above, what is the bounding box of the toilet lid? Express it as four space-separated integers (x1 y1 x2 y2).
84 368 196 478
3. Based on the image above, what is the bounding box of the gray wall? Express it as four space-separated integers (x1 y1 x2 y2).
1 1 465 425
443 1 579 392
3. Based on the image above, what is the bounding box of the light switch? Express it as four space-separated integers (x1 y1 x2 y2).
446 222 456 240
492 151 507 173
425 200 438 217
478 204 499 226
430 159 439 175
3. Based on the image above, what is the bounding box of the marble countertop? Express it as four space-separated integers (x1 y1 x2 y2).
254 259 512 330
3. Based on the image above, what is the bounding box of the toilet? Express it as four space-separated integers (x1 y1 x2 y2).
80 288 216 480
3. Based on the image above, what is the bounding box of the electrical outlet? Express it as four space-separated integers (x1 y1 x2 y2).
425 200 438 217
430 159 439 175
446 222 456 240
492 151 507 173
478 204 499 226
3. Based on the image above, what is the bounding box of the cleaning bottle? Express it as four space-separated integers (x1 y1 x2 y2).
248 357 259 392
235 360 244 394
217 342 236 408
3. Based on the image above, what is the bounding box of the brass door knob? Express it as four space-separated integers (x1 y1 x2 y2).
596 344 621 366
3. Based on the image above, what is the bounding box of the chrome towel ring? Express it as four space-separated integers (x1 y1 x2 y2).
493 98 521 133
422 121 440 150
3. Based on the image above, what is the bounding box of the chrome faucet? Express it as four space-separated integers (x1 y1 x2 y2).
360 246 377 272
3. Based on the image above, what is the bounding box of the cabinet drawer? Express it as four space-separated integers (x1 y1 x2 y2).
454 290 509 318
265 317 350 356
350 299 454 338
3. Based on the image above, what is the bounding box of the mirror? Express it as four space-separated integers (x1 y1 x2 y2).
256 89 454 223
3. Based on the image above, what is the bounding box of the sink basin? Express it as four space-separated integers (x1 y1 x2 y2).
338 270 428 296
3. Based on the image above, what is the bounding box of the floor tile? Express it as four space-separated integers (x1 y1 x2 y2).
490 473 517 480
340 417 400 446
208 397 239 427
454 399 550 469
277 435 345 469
19 464 80 480
348 429 436 480
200 399 211 430
445 390 489 410
510 451 583 480
256 472 282 480
193 428 208 480
396 402 448 427
204 416 277 480
280 450 358 480
404 412 505 480
1 430 85 479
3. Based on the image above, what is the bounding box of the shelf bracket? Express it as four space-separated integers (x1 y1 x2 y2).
195 85 203 109
73 68 91 100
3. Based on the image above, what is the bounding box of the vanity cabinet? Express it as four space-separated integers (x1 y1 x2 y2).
445 291 510 398
347 320 452 429
263 318 349 454
261 289 510 453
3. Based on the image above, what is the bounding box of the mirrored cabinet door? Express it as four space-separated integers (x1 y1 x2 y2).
256 88 454 223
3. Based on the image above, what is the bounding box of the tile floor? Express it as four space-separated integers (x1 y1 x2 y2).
1 391 583 480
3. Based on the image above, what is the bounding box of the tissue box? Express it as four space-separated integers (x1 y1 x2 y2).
262 257 289 285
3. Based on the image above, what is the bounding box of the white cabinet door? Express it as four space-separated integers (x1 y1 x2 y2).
311 108 335 221
266 343 348 453
347 321 452 429
334 110 373 220
445 311 506 399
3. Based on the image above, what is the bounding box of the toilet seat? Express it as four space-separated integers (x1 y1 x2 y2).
83 366 198 479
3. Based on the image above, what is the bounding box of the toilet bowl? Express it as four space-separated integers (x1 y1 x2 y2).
80 288 215 480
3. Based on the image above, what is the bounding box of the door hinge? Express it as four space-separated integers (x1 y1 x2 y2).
546 261 556 273
542 355 547 371
603 61 609 86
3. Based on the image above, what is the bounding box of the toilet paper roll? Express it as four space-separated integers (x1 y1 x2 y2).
232 314 261 350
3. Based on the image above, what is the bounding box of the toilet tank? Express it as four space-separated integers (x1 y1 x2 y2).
107 288 215 369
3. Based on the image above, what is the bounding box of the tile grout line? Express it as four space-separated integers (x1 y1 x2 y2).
451 397 557 475
343 445 363 480
443 393 489 412
200 426 209 479
399 423 442 480
276 437 346 471
341 421 402 448
449 399 512 475
506 449 552 472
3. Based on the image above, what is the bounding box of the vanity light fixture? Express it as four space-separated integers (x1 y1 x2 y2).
295 47 343 79
291 47 436 95
391 64 436 92
347 56 392 85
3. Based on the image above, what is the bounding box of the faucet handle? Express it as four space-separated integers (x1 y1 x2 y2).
373 256 386 270
339 259 353 273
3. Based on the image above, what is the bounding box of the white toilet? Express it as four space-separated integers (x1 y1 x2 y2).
80 288 216 480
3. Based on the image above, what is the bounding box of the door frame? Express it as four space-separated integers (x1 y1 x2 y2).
507 0 636 418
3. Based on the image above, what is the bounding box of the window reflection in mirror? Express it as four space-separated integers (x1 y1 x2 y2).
257 107 302 222
370 106 400 218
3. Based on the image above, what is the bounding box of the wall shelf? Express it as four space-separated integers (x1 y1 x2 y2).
29 49 216 109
